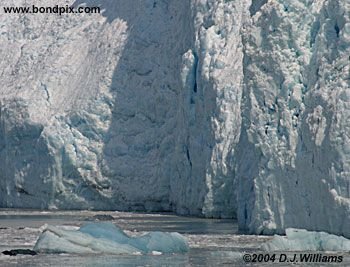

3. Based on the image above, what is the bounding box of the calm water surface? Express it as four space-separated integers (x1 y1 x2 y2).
0 210 348 266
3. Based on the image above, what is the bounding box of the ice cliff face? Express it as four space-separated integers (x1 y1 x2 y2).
0 0 194 211
238 0 350 237
0 0 349 237
173 0 249 218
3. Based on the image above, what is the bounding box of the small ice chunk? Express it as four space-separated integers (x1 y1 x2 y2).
262 228 350 251
34 222 189 255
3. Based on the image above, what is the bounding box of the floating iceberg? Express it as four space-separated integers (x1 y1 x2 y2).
34 222 189 255
262 228 350 252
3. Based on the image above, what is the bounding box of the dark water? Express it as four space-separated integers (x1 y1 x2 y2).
0 210 238 234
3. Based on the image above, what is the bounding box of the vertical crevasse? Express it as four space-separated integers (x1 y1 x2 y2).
173 0 249 218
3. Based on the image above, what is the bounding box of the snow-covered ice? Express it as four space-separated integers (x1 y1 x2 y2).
34 222 189 254
262 228 350 252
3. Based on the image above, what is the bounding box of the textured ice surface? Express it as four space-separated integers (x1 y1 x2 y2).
262 228 350 252
34 222 189 254
237 0 350 238
0 0 349 238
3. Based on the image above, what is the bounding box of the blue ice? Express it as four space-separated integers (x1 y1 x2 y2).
34 222 189 255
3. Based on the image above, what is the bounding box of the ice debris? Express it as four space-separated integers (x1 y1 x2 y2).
262 228 350 252
34 222 189 255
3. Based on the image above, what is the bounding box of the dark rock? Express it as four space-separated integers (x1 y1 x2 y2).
85 214 114 221
2 249 37 256
93 214 115 221
85 214 115 221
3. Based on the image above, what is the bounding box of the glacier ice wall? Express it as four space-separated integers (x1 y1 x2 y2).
1 0 194 211
0 0 349 237
237 0 350 237
172 0 249 218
